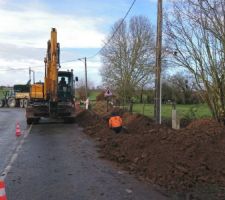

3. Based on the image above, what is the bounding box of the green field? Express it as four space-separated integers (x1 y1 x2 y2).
88 91 100 101
81 90 212 120
133 104 212 119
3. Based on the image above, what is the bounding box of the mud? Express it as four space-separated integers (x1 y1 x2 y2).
77 104 225 199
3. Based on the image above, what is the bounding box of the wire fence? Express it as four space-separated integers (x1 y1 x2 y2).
88 98 211 120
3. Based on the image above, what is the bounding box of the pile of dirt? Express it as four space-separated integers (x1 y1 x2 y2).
92 101 111 116
76 108 225 198
187 118 220 129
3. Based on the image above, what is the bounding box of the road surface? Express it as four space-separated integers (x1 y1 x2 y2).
0 108 27 172
0 108 170 200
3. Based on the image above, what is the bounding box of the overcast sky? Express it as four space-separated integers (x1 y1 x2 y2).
0 0 172 86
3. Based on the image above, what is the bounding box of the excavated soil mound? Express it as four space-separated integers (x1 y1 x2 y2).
76 110 225 199
187 118 220 128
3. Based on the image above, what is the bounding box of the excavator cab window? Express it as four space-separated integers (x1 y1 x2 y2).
58 73 73 101
59 77 67 88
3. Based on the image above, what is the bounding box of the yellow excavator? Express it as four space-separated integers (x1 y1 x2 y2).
26 28 76 124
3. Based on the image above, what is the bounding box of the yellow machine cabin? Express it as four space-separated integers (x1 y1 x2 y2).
30 84 44 99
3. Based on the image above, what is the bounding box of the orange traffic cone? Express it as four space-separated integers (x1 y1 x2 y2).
16 122 21 137
0 180 7 200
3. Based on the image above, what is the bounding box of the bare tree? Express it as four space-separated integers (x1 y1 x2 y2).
169 72 194 104
75 78 94 100
100 16 155 101
166 0 225 123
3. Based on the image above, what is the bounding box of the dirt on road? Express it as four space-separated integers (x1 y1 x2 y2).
77 103 225 199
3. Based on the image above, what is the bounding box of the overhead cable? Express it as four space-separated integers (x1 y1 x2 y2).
62 0 137 63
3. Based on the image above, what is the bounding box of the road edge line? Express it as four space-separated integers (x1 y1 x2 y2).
0 124 33 181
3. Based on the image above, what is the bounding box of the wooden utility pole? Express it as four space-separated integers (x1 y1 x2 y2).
78 57 88 99
29 67 35 84
154 0 163 124
84 57 88 99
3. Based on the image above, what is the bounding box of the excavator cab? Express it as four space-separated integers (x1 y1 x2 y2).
58 71 74 101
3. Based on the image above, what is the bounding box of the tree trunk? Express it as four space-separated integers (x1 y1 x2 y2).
140 87 143 103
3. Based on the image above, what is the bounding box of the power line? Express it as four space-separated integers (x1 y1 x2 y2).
62 0 137 63
0 66 43 72
88 0 136 59
61 58 83 64
0 67 29 71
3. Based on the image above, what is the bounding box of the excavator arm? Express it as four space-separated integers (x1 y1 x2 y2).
44 28 60 102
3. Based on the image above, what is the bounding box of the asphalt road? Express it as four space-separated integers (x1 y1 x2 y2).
0 108 27 172
0 109 170 200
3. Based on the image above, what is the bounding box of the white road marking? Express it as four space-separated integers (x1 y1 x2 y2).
0 124 33 181
0 188 6 196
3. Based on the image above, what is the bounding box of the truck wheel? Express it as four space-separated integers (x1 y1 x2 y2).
8 97 16 108
0 99 5 107
23 99 28 108
26 118 33 125
20 99 24 108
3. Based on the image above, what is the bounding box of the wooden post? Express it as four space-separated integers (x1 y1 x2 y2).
106 97 109 112
172 103 180 129
154 0 163 124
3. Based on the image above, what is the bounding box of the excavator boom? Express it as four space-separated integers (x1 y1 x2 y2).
45 28 59 101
